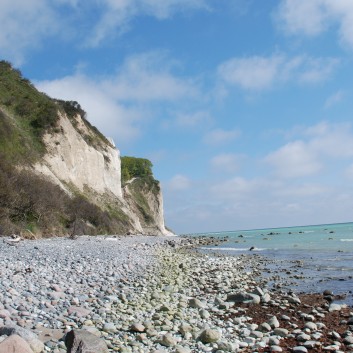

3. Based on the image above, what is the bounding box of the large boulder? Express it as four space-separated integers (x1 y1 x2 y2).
0 334 33 353
65 329 109 353
0 325 44 353
198 329 221 343
226 292 260 304
188 298 206 309
67 306 91 318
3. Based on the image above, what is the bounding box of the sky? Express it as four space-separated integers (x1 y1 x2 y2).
2 0 353 234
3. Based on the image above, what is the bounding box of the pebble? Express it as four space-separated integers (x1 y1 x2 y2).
273 328 289 337
0 235 351 353
268 316 280 328
160 333 177 347
130 323 145 333
293 346 308 353
329 304 341 312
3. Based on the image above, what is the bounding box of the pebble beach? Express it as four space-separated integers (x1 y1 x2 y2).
0 235 353 353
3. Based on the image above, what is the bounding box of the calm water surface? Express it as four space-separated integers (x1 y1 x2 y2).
190 222 353 304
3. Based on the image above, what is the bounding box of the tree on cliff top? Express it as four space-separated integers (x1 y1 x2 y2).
121 156 153 184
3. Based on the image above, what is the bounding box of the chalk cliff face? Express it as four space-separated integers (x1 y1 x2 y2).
34 112 172 236
123 178 175 236
35 113 122 198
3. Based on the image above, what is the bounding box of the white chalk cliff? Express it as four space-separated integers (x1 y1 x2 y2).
34 112 173 236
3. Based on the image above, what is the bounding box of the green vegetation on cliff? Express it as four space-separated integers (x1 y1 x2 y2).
0 61 111 162
0 61 58 163
0 152 133 236
121 156 160 226
0 61 58 138
126 176 160 225
0 61 164 237
121 156 153 184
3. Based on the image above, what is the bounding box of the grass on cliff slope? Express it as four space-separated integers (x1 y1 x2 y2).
121 156 161 226
0 61 58 163
0 61 111 162
127 176 161 225
0 153 132 236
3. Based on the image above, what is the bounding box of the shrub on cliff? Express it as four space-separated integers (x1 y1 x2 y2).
0 61 58 141
0 153 125 236
121 156 153 184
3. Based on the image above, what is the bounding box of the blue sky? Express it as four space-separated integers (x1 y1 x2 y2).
2 0 353 234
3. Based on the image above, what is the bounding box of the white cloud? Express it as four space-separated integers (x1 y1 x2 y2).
210 153 243 173
166 121 353 233
324 90 344 108
103 52 199 102
218 54 338 90
275 0 353 49
211 177 261 197
265 122 353 178
175 111 212 128
275 183 327 197
165 122 353 233
36 74 141 144
87 0 210 46
344 164 353 179
36 52 200 144
305 121 353 158
204 128 241 145
218 55 283 90
0 0 58 64
275 0 329 36
297 57 339 83
265 140 322 178
167 174 192 191
0 0 211 62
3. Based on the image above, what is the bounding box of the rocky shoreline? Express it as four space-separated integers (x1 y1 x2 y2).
0 235 352 352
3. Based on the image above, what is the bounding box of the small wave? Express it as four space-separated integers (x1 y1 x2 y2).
200 247 268 251
318 266 353 272
340 239 353 242
304 231 314 233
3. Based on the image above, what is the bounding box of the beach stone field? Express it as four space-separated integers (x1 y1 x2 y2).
0 235 353 353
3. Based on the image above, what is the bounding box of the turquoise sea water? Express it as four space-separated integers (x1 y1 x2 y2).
191 222 353 304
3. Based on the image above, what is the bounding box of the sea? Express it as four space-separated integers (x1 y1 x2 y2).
190 222 353 305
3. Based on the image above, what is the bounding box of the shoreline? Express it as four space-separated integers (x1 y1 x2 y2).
0 235 352 352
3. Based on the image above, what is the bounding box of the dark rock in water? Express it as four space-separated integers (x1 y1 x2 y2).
226 292 260 304
249 246 255 251
323 289 333 296
324 295 334 303
65 329 109 353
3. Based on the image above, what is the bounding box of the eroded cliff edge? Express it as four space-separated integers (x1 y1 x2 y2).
0 61 173 237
